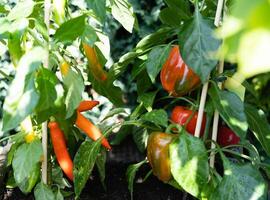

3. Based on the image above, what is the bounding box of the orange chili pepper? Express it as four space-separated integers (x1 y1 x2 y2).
48 121 74 181
75 112 111 150
77 100 99 112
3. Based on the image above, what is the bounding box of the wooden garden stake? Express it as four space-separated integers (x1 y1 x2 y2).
41 0 51 184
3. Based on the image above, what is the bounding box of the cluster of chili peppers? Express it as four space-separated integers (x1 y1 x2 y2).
48 100 111 181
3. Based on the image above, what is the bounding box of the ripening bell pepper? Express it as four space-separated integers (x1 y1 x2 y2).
171 106 206 136
217 125 240 147
147 132 177 182
160 45 200 97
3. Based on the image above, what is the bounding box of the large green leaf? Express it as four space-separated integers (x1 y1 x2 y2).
145 45 171 83
160 0 191 26
2 47 45 131
86 0 106 23
74 140 101 197
141 109 168 127
208 83 248 139
34 182 55 200
17 164 40 194
245 104 270 156
54 15 86 44
179 6 220 83
110 0 136 33
12 140 43 186
210 155 267 200
36 68 58 112
169 132 209 197
63 70 84 119
7 0 35 21
8 31 23 66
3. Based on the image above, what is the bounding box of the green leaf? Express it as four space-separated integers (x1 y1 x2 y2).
179 7 220 83
126 160 147 200
138 90 158 112
8 31 23 66
136 70 152 94
141 109 168 127
245 104 270 156
145 45 171 83
136 27 176 52
108 51 139 81
63 70 84 119
34 182 55 200
110 0 136 33
7 0 35 21
208 82 248 139
81 25 98 46
160 0 191 27
54 15 86 44
132 127 149 152
36 68 58 112
159 8 184 27
96 148 106 188
210 156 267 200
89 73 124 107
86 0 106 23
56 188 64 200
12 140 43 189
169 132 209 198
74 140 101 197
17 164 40 194
3 47 46 131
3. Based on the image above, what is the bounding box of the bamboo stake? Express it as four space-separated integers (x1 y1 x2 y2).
193 0 224 167
41 0 51 184
209 0 225 168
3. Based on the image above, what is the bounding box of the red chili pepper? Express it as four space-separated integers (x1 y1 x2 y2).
160 45 200 97
48 121 73 181
217 125 240 147
171 106 206 136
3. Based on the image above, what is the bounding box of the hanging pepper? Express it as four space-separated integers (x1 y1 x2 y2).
48 121 74 181
217 125 240 147
82 43 108 81
147 132 177 182
171 106 206 136
160 45 200 97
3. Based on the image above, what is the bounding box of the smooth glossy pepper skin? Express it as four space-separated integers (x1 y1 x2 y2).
48 121 74 181
217 126 240 147
160 45 200 97
171 106 206 136
82 43 107 81
147 132 177 182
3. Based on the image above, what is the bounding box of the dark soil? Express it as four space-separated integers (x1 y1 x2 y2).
2 137 193 200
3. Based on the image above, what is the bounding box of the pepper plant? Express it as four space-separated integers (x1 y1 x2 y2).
0 0 270 199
